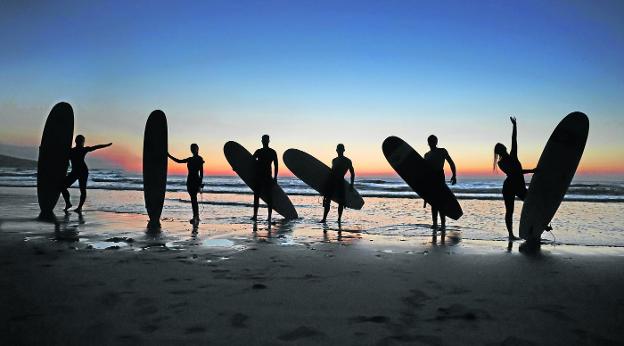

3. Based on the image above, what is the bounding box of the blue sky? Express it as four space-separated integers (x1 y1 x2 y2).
1 0 623 174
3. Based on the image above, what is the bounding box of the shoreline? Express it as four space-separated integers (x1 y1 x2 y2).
1 187 624 344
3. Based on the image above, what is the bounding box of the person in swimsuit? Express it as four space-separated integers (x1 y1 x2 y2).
168 144 204 224
61 135 112 213
494 117 537 240
424 135 457 230
251 135 278 224
321 143 355 224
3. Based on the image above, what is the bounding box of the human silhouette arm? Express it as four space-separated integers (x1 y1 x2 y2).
199 160 205 190
86 143 112 152
445 150 457 185
510 116 517 158
522 168 537 174
273 152 278 183
167 153 188 163
349 162 355 188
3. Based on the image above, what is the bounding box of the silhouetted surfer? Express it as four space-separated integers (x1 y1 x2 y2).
494 117 537 240
168 144 204 224
321 144 354 224
424 135 457 230
61 135 112 213
252 135 278 223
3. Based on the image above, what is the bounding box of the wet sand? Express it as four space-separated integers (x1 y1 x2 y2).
1 188 624 345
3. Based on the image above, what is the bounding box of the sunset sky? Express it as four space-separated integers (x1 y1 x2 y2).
1 1 623 176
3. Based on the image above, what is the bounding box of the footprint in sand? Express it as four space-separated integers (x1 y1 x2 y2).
350 315 390 324
231 313 249 328
434 304 491 321
277 326 326 341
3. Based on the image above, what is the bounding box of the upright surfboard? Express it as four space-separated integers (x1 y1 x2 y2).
283 149 364 210
382 136 462 220
224 141 298 219
143 110 168 226
520 112 589 241
37 102 74 219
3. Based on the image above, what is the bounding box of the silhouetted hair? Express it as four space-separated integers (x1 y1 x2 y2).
336 143 345 152
261 134 269 143
427 135 438 147
75 135 85 144
190 143 199 154
493 143 506 172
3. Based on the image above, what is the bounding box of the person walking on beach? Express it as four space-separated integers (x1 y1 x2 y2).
424 135 457 230
251 135 278 223
61 135 112 213
321 144 355 224
168 144 204 224
494 117 537 240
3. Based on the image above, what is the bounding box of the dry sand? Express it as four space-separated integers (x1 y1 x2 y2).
1 189 624 345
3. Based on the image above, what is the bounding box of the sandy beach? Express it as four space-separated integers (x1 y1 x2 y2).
1 187 623 345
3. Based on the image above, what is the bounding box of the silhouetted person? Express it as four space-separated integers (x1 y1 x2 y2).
61 135 112 213
251 135 278 223
494 117 536 240
168 144 204 224
321 144 354 224
424 135 457 230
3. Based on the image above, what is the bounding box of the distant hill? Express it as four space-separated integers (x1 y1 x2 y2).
0 154 37 168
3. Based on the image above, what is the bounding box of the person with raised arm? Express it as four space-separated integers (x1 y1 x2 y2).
494 117 537 240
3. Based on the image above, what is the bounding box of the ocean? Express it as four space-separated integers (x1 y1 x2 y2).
1 168 623 247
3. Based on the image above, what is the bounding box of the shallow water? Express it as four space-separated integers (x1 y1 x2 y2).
1 186 622 248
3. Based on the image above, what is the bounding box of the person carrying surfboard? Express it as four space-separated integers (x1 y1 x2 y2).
168 144 204 224
251 135 278 223
321 144 355 224
494 117 537 240
61 135 112 213
424 135 457 230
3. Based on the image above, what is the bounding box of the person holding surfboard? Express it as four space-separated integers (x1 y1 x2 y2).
494 117 537 240
251 135 278 223
168 144 204 224
321 144 355 224
61 135 112 213
424 135 457 230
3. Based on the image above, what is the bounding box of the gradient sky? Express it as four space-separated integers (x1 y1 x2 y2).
1 0 623 176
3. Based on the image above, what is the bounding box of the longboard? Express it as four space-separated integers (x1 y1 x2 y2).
283 149 364 210
223 141 298 219
37 102 74 219
519 112 589 240
382 136 463 220
143 110 168 226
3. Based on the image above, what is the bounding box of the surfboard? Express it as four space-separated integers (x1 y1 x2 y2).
382 136 463 220
283 149 364 210
37 102 74 219
519 112 589 241
143 110 168 226
223 141 298 219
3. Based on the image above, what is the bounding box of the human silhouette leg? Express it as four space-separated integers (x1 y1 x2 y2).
266 185 273 224
61 173 78 211
503 191 517 240
321 197 330 223
431 206 439 229
252 193 259 221
337 204 344 223
74 174 88 212
190 192 199 221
